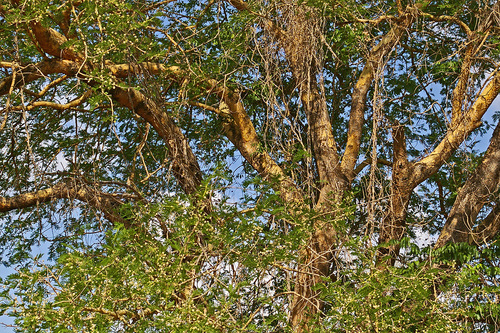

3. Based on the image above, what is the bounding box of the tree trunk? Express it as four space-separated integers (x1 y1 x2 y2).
377 124 413 266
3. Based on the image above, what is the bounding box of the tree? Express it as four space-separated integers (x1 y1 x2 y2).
1 0 500 331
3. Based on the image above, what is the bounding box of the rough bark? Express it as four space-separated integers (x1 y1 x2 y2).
405 68 500 190
0 42 296 215
377 124 413 265
286 6 421 328
109 86 203 195
2 0 500 330
0 59 82 96
0 16 204 197
222 1 424 328
377 16 500 262
340 15 415 182
472 203 500 244
0 180 131 226
435 121 500 247
275 8 346 329
375 69 500 262
207 81 302 203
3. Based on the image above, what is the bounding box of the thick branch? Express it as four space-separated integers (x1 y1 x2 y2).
412 70 500 186
341 7 424 181
0 180 129 225
4 1 81 61
0 58 203 196
471 203 500 244
111 65 298 201
208 82 302 203
377 124 413 265
226 0 249 12
451 44 476 125
0 59 82 96
435 120 500 247
109 86 203 195
30 21 81 60
106 62 183 79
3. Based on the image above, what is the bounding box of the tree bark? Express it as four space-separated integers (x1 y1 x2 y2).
435 121 500 247
0 180 131 226
377 124 413 265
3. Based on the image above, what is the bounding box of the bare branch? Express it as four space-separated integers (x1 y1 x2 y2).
206 80 302 203
109 85 203 195
0 59 82 96
341 6 424 181
29 21 82 61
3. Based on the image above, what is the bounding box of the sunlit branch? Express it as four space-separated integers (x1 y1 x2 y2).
420 13 472 36
341 4 426 181
0 59 82 96
412 69 500 186
0 180 133 226
6 89 92 111
23 75 69 99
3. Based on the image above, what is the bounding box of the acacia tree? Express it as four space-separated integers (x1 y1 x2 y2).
1 0 500 331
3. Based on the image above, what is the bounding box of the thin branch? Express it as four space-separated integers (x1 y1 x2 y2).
353 158 392 176
7 89 92 111
23 75 68 99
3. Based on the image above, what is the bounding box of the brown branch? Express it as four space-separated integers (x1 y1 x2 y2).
0 180 130 226
26 13 82 61
451 43 477 125
0 54 295 201
353 158 392 176
435 120 500 247
420 13 472 36
340 5 425 181
206 80 302 203
0 61 14 68
7 89 92 111
188 100 220 113
0 58 202 196
109 86 203 196
106 62 183 78
81 306 152 322
471 203 500 245
377 123 413 266
227 0 249 12
412 69 500 187
0 59 82 96
352 15 398 25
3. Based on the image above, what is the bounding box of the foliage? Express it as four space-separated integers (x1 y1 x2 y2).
3 196 500 332
1 0 500 331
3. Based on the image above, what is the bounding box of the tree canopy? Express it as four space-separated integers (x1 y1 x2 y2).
1 0 500 332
